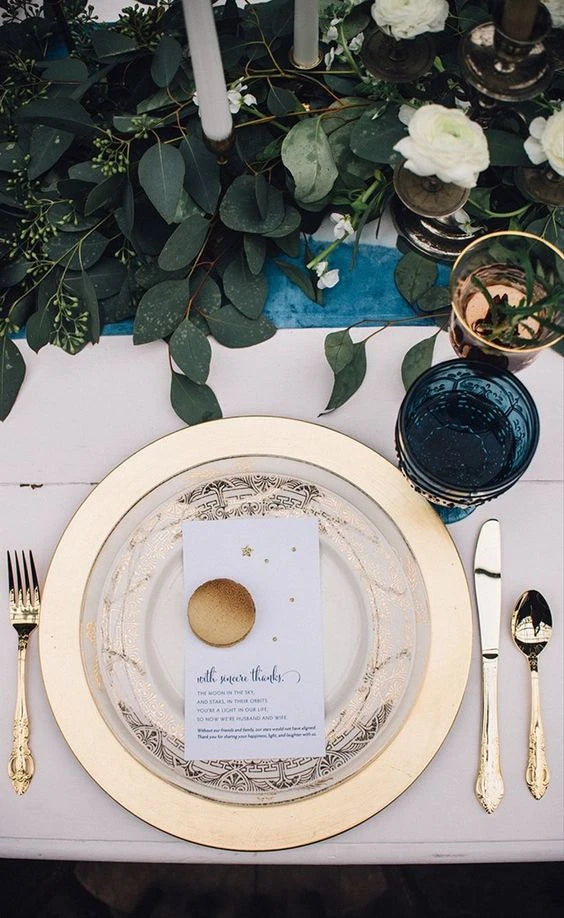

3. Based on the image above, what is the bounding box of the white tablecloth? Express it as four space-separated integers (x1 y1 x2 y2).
0 329 562 863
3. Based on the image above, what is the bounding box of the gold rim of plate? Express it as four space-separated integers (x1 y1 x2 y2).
39 417 472 851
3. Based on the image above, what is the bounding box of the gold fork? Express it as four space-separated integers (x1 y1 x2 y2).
7 550 40 795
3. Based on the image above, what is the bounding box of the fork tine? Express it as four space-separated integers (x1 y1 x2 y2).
14 552 23 597
28 551 39 596
7 551 14 595
21 552 31 599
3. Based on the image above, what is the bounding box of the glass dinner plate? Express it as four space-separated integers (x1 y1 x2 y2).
40 417 472 850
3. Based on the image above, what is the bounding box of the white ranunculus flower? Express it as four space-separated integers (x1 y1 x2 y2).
315 261 340 289
543 0 564 29
393 104 490 189
371 0 449 40
524 108 564 175
331 212 355 239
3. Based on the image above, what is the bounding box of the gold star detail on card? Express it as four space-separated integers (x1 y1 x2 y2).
241 545 254 557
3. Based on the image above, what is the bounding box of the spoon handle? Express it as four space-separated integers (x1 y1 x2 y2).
475 657 504 813
526 669 550 799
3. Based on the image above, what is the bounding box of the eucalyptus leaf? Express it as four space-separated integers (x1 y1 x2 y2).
0 261 30 287
151 34 183 87
169 318 212 383
267 85 301 116
180 133 221 214
41 58 89 86
25 304 57 353
158 214 210 271
263 205 301 238
275 230 300 258
220 175 284 234
281 117 338 204
91 29 138 59
486 129 531 166
350 106 404 163
205 304 276 347
395 251 438 305
170 372 222 425
255 173 269 221
68 161 104 183
274 260 316 302
28 125 74 179
65 257 127 300
138 142 185 224
244 234 267 275
324 329 354 374
0 336 26 422
0 142 25 173
223 254 268 318
401 333 439 392
322 341 366 413
133 279 191 344
190 270 222 314
16 98 95 136
84 173 125 215
44 231 109 271
417 285 451 313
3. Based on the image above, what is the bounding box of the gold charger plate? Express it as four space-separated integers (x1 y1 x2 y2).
39 417 472 851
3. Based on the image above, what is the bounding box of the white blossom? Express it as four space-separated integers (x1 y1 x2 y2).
330 212 355 239
393 104 490 189
227 82 257 114
323 17 342 42
371 0 449 41
315 261 340 289
524 108 564 176
324 44 343 69
543 0 564 28
348 32 364 52
453 209 482 235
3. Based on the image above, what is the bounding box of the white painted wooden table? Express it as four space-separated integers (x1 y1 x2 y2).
0 329 562 863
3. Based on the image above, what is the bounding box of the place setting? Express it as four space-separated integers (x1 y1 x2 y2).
1 0 562 861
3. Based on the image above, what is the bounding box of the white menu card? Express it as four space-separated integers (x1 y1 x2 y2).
183 517 326 760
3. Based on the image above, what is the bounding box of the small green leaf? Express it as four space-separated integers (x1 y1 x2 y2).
274 260 316 302
263 206 301 239
244 234 267 275
191 270 222 314
170 372 222 425
417 285 451 313
133 279 191 344
84 173 124 215
68 161 103 183
151 34 183 87
28 125 74 179
205 305 276 348
395 251 438 305
325 329 354 374
350 106 404 164
0 336 25 421
322 341 367 413
267 85 301 116
138 142 185 224
92 29 138 59
158 214 210 271
401 333 439 392
223 254 268 318
169 318 211 384
25 305 57 353
44 231 109 271
275 231 300 258
281 117 338 204
180 133 221 214
0 142 25 173
220 175 284 234
16 98 95 136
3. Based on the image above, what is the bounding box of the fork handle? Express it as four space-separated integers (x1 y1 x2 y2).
8 634 35 795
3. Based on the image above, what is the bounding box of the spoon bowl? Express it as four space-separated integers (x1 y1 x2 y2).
511 590 552 799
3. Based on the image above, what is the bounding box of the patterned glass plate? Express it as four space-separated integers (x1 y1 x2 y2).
81 454 429 806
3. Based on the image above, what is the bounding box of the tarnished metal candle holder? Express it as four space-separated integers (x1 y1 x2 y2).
459 4 553 102
515 164 564 206
361 27 435 83
390 164 486 262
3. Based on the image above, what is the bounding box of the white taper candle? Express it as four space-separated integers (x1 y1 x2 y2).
181 0 233 142
293 0 320 69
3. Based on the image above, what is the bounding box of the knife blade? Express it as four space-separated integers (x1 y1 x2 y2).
474 518 504 813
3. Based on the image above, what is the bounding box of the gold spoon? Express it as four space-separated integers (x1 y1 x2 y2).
511 590 552 799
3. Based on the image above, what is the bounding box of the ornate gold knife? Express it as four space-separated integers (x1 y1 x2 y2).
474 519 504 814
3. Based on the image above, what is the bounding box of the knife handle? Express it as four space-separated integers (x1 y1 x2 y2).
476 656 504 814
526 669 550 799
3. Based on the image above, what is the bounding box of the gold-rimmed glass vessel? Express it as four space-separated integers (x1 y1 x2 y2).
449 230 563 372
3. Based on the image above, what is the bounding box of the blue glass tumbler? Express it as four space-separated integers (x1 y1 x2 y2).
395 359 540 522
